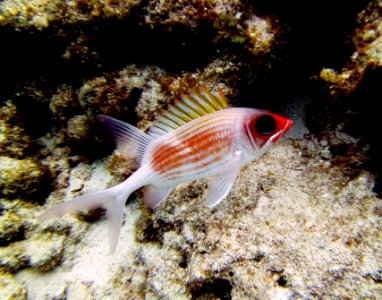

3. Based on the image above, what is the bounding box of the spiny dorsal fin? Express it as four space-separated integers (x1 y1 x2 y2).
148 86 229 139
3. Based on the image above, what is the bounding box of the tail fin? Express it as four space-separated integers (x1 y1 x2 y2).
39 115 153 253
38 181 132 253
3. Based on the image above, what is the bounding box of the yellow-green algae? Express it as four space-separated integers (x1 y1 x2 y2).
0 196 68 273
0 156 47 197
0 0 142 29
0 273 26 300
320 0 382 93
0 209 24 247
0 101 32 158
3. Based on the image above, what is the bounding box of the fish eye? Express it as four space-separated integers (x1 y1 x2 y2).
255 115 276 135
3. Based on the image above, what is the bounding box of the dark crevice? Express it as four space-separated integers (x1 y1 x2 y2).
190 278 232 300
254 0 368 70
276 275 288 287
0 17 218 147
0 17 217 100
268 268 288 288
138 219 176 245
0 1 370 103
344 67 382 196
11 95 56 139
236 0 368 109
305 66 382 196
178 251 189 269
179 260 188 269
0 213 26 247
121 87 143 125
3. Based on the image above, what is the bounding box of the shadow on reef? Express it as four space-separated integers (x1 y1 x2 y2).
0 16 218 160
305 66 382 197
0 0 368 117
0 16 217 101
344 67 382 196
234 0 382 196
235 0 369 110
189 277 232 300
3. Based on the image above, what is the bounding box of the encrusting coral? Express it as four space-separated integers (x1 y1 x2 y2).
0 156 48 198
0 101 32 158
0 273 26 300
320 0 382 93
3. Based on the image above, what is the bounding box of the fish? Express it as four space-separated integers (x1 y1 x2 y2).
39 86 293 252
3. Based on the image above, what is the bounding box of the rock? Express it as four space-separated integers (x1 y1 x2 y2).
0 156 49 199
0 210 25 246
0 273 27 300
0 245 29 273
0 0 142 29
67 115 92 141
0 101 32 158
320 1 382 93
28 233 66 272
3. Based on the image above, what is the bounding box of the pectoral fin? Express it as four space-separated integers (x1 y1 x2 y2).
205 154 242 208
143 184 176 208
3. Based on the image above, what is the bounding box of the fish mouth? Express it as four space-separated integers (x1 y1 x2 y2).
270 119 293 143
284 119 293 133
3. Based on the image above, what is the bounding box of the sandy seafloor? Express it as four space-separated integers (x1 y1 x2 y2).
1 0 382 299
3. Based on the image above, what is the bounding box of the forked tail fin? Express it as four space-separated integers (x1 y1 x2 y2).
38 179 134 253
39 115 154 253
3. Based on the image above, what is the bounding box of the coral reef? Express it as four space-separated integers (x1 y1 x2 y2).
320 0 382 93
0 208 24 247
313 0 382 195
0 273 26 300
0 101 32 158
7 138 381 299
0 156 48 198
0 0 142 29
0 196 69 274
0 0 382 299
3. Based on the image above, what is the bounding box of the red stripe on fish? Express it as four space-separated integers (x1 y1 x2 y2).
151 113 238 175
152 128 232 173
155 134 233 176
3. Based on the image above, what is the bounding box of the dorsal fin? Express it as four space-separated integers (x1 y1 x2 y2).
97 115 154 164
148 86 229 139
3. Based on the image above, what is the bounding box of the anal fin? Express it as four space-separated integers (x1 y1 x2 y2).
205 153 242 208
143 184 176 208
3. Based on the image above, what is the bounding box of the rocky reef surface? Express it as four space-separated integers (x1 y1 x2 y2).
1 0 382 299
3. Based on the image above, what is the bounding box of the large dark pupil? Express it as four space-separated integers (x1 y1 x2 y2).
255 115 276 135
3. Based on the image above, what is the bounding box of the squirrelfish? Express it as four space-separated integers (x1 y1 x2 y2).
39 87 293 252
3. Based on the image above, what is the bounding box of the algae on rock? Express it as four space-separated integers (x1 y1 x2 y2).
0 273 26 300
320 0 382 92
0 101 32 158
0 156 48 198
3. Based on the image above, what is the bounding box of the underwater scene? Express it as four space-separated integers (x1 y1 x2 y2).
1 0 382 299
